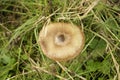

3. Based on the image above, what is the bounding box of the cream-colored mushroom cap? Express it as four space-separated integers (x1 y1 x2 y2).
38 22 85 61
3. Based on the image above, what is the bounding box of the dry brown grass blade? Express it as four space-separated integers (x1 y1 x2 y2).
109 47 120 80
56 61 86 80
29 58 67 80
79 0 100 20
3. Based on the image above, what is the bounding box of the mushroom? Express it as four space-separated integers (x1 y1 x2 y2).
38 22 85 61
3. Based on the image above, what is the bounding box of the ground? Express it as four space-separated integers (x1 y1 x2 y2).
0 0 120 80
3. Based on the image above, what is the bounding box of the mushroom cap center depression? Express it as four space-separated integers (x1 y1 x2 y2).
56 34 65 42
55 33 69 46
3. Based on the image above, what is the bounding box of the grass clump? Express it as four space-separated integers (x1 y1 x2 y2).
0 0 120 80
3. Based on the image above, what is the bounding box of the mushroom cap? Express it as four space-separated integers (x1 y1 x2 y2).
38 22 85 61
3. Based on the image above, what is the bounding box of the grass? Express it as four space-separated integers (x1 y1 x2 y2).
0 0 120 80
